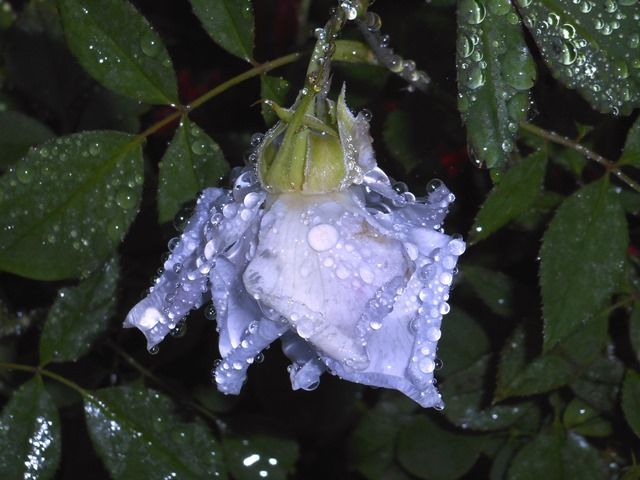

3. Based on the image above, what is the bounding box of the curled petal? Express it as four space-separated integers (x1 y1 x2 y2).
281 332 326 391
123 188 225 349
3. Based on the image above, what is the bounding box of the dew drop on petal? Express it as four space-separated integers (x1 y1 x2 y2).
307 224 339 252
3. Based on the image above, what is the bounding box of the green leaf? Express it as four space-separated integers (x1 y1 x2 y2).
349 397 413 480
570 355 624 413
0 378 61 480
456 0 536 169
39 257 119 364
58 0 178 105
622 369 640 438
620 116 640 166
439 308 490 377
0 111 54 169
471 150 548 242
508 431 608 480
333 40 379 65
441 354 537 431
189 0 254 62
496 317 608 399
0 131 143 280
517 0 640 114
223 427 298 480
157 117 229 223
383 109 421 173
540 179 627 350
84 385 226 479
463 265 514 316
562 398 612 437
396 415 482 480
261 75 290 126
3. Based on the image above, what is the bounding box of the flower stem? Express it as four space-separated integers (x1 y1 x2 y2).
136 52 303 141
520 121 640 193
0 362 88 397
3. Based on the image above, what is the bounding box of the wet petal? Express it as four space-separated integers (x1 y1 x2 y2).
281 332 326 391
123 188 225 349
243 191 409 370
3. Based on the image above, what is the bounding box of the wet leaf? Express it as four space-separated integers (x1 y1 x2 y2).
540 179 627 350
622 369 640 438
441 355 537 431
84 385 226 479
223 427 298 480
261 75 290 126
349 397 413 479
39 258 119 365
517 0 640 114
463 265 514 316
439 308 490 377
396 415 482 480
333 40 379 65
0 378 61 480
189 0 254 62
570 355 624 413
508 431 608 480
58 0 178 105
0 111 54 170
496 317 607 399
563 398 612 437
0 131 143 280
471 151 548 242
456 0 535 168
157 117 229 223
620 115 640 166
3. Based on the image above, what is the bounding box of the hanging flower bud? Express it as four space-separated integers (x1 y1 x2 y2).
124 87 464 408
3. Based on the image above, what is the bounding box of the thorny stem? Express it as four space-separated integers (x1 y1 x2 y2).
520 121 640 194
135 52 303 142
0 362 89 397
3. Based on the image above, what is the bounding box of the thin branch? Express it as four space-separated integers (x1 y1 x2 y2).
521 121 640 194
135 52 303 141
0 362 88 397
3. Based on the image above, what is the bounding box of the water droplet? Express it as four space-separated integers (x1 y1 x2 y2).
426 327 442 341
148 345 160 355
307 224 339 252
457 34 475 58
418 357 435 373
488 0 511 15
205 305 217 321
560 23 576 39
191 141 206 155
466 65 486 89
460 0 487 24
629 33 640 49
365 11 381 31
16 166 34 184
115 188 136 209
614 59 629 79
557 39 578 65
167 237 181 251
140 33 160 57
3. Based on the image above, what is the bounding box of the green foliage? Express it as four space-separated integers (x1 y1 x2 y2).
517 0 640 115
84 386 227 479
540 179 628 350
157 117 229 223
58 0 178 105
0 131 143 280
471 150 548 242
0 0 639 478
0 378 61 480
189 0 255 62
456 0 535 169
39 257 119 364
0 111 54 169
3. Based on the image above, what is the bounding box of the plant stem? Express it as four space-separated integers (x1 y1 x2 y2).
0 362 88 397
108 342 218 423
520 121 640 193
136 52 303 141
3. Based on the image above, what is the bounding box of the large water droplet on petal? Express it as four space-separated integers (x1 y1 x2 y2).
307 224 339 252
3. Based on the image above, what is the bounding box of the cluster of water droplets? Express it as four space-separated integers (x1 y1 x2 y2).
124 167 266 353
517 0 640 114
354 9 430 92
456 0 535 166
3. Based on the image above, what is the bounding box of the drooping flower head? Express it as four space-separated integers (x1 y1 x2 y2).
125 83 464 408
